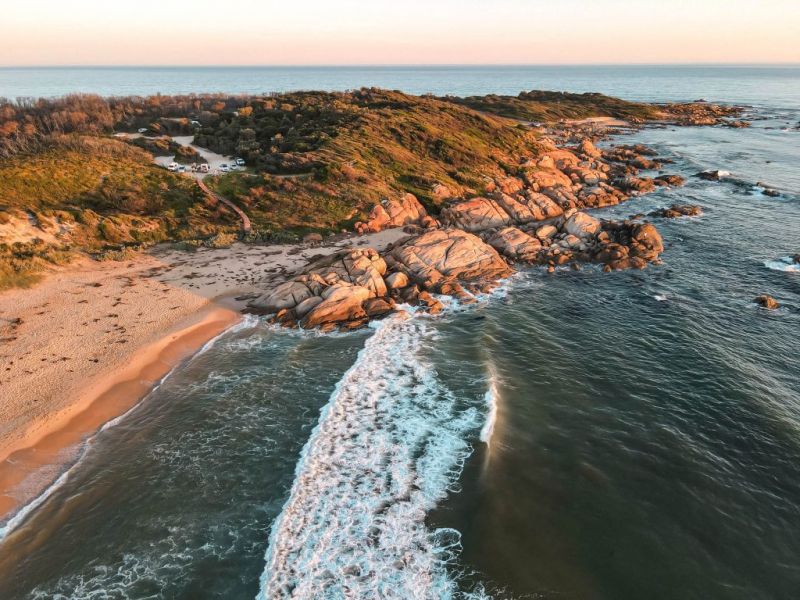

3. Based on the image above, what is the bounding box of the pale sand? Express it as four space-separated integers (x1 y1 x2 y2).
0 228 407 522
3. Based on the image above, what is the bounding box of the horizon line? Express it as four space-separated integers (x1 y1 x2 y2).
2 62 800 69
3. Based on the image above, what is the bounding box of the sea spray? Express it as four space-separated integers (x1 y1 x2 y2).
258 313 485 599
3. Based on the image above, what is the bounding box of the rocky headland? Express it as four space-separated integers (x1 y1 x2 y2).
250 136 674 331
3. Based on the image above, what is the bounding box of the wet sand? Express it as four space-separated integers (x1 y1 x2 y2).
0 229 407 524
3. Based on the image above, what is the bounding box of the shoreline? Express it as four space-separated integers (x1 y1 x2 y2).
0 229 408 526
0 305 239 525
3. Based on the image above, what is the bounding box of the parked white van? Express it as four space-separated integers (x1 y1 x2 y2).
167 162 179 172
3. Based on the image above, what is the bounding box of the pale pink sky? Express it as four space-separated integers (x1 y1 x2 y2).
2 0 799 66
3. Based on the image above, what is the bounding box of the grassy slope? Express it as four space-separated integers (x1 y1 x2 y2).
443 90 663 122
1 88 664 287
0 136 236 288
205 89 548 233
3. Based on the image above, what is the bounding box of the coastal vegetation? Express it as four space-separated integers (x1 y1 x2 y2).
444 90 663 122
0 135 237 288
0 88 733 289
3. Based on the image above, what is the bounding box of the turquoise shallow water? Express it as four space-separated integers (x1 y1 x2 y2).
0 68 799 599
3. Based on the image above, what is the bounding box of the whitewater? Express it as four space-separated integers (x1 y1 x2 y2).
258 313 488 599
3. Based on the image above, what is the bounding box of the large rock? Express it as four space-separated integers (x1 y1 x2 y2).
564 211 601 239
495 191 563 223
250 280 314 313
629 223 664 260
307 248 388 298
359 193 428 233
578 139 602 159
754 295 779 310
440 197 512 232
301 285 372 329
388 229 512 289
485 227 542 262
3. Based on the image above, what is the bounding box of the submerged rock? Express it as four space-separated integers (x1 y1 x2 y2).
695 170 730 181
649 204 702 218
755 295 779 310
653 174 686 187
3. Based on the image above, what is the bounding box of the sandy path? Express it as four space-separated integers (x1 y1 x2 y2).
0 228 407 523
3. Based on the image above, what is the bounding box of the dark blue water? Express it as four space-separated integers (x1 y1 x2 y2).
1 65 799 107
0 68 799 599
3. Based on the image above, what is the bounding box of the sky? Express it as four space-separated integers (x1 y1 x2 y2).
1 0 799 66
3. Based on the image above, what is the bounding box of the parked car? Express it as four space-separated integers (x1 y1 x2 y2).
199 164 210 173
167 162 179 172
235 158 246 166
138 128 148 134
178 165 186 172
219 164 230 172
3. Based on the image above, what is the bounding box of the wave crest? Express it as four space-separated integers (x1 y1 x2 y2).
258 314 484 599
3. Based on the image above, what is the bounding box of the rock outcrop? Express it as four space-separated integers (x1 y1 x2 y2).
250 136 680 331
755 295 779 310
440 197 513 232
649 204 702 218
484 227 542 262
386 229 512 290
355 193 431 233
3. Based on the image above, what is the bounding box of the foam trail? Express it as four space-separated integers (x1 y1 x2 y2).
258 313 484 599
0 315 259 543
480 367 500 446
764 257 800 273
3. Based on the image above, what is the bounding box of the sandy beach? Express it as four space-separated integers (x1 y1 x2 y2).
0 228 407 522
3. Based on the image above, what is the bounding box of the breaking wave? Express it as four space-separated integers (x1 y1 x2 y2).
479 367 500 446
257 313 485 599
764 257 800 272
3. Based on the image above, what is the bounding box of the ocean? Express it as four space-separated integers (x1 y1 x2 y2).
0 66 799 599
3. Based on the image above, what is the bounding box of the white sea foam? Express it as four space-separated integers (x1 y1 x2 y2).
479 368 500 446
258 313 484 599
764 257 800 273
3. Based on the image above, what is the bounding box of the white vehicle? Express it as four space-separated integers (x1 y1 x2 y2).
167 162 179 172
235 158 245 166
199 164 210 173
219 164 230 173
138 128 148 134
190 120 201 127
178 165 186 172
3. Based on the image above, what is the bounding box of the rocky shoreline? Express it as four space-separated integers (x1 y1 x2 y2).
248 133 682 332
